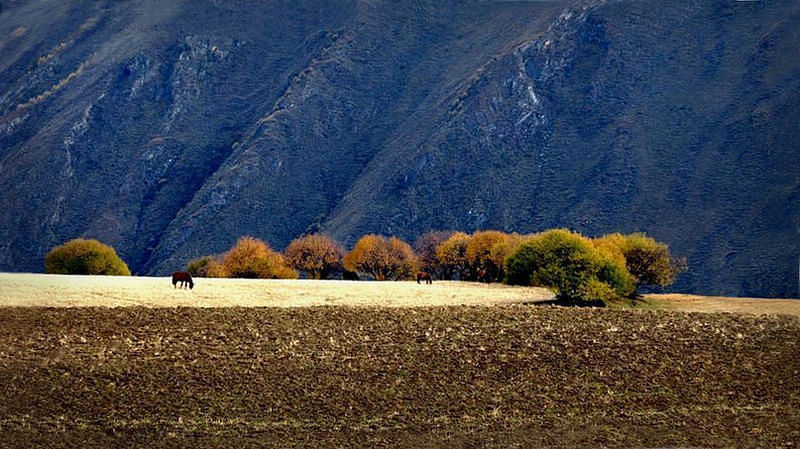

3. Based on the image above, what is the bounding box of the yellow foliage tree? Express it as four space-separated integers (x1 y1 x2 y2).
465 230 516 282
435 232 471 280
594 233 685 291
220 236 298 279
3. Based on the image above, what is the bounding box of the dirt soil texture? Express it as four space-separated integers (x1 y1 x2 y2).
1 306 798 448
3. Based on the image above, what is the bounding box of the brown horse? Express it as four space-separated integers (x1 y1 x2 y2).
416 271 432 284
172 271 194 289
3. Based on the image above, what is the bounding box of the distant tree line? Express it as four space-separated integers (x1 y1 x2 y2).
45 228 685 305
184 229 685 304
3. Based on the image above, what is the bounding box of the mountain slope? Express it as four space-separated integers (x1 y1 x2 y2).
322 0 800 296
1 0 798 296
1 0 358 270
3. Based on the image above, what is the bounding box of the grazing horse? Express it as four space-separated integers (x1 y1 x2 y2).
416 271 432 284
342 269 360 281
172 271 194 289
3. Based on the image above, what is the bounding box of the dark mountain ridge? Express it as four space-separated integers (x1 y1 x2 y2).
1 0 798 296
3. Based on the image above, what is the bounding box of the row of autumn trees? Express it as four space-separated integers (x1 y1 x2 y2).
41 229 684 305
186 234 419 281
186 229 685 303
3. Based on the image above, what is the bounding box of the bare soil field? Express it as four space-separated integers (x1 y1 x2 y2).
0 273 553 307
1 307 798 448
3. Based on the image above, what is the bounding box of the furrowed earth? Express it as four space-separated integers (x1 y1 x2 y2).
1 275 799 448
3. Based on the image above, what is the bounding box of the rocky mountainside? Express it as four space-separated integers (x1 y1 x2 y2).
1 0 798 297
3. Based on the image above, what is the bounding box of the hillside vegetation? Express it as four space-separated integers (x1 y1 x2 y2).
0 0 798 297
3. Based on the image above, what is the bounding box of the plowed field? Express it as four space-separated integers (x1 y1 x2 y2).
1 306 798 448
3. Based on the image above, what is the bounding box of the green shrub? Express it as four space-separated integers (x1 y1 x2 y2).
44 238 131 276
576 279 619 305
505 229 633 304
595 256 636 298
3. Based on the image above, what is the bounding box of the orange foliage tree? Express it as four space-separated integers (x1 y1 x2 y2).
284 234 345 279
344 235 419 281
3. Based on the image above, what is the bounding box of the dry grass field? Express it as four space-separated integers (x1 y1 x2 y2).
647 293 800 316
0 273 553 307
2 273 798 316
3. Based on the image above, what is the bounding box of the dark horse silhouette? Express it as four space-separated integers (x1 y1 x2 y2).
172 271 194 289
342 269 360 281
416 271 432 284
